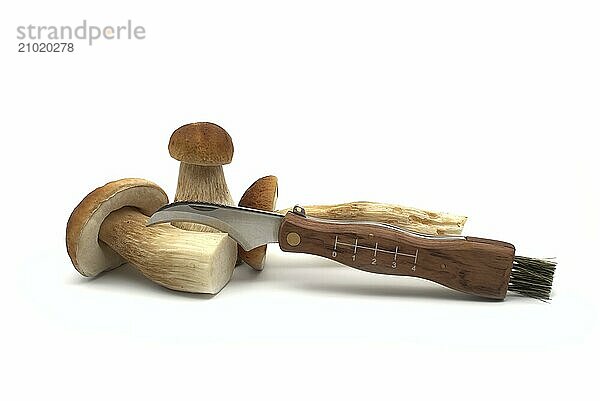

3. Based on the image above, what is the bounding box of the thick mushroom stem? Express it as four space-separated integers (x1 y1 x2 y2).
173 163 234 232
164 122 238 293
276 202 467 235
99 207 236 294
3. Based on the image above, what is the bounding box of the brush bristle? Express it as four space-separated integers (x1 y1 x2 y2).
509 256 557 301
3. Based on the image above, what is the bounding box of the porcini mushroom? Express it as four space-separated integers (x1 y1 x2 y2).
66 178 236 293
166 122 239 290
238 175 279 270
169 122 234 232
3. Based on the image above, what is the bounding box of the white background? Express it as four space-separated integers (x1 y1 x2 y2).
1 1 598 400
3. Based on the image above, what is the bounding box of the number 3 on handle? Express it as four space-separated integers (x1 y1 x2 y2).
278 211 515 300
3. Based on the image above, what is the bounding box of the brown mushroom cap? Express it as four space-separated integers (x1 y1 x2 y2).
238 176 278 270
168 122 234 166
66 178 168 277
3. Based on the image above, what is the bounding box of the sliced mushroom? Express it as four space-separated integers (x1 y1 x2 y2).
66 178 236 294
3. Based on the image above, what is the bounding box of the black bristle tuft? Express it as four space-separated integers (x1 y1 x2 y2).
509 256 557 301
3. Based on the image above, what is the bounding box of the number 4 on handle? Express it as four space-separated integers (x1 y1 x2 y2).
278 211 515 300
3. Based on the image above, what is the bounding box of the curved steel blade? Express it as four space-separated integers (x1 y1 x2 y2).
147 202 283 251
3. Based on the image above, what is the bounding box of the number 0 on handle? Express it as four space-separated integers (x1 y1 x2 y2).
278 212 515 299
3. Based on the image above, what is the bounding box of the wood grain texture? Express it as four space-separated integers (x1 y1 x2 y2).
99 207 237 294
277 201 466 235
278 212 514 299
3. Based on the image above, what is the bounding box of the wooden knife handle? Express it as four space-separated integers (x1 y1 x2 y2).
278 208 515 299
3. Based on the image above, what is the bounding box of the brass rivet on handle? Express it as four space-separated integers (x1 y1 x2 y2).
286 232 301 246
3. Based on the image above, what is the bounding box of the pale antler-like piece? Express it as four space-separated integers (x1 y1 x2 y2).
276 201 466 235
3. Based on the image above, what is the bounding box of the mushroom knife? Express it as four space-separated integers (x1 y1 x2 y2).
147 201 516 299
